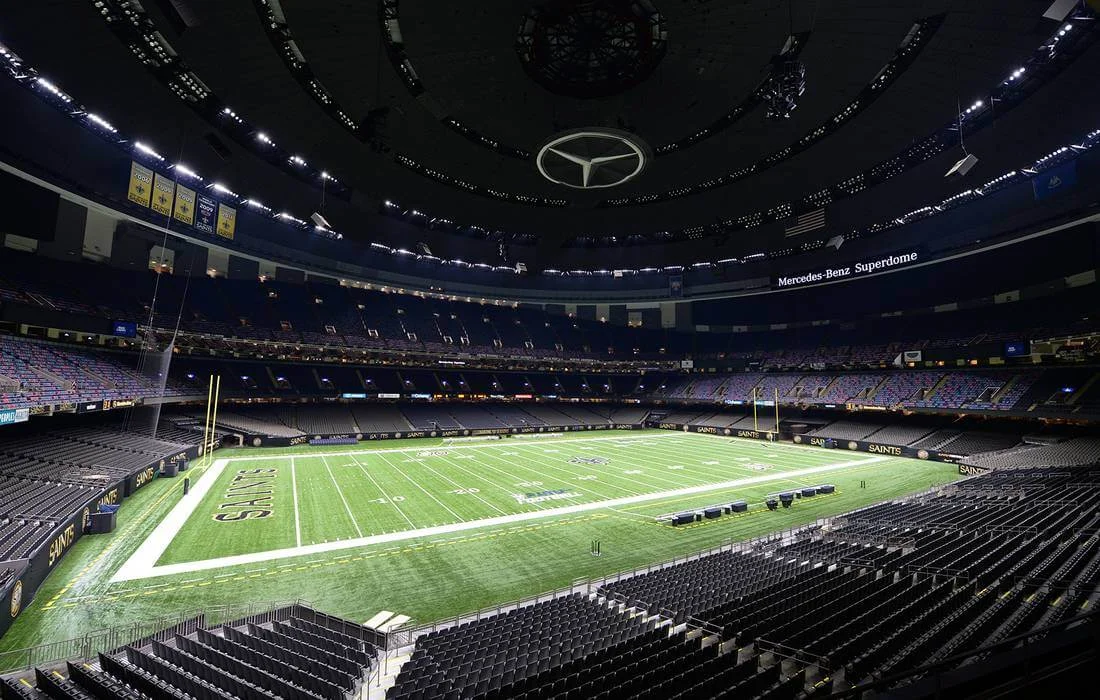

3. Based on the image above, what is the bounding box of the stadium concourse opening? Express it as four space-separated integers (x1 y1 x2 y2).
1 0 1100 697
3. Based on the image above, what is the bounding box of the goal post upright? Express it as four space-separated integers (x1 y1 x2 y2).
774 387 780 442
208 375 221 464
201 374 214 467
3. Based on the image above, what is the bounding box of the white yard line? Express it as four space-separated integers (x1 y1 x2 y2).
413 455 511 516
290 456 302 547
432 453 537 513
505 445 643 498
368 451 465 524
112 455 890 582
321 454 365 538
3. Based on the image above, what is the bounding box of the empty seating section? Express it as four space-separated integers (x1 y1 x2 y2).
863 424 935 446
166 403 656 438
2 609 378 700
808 421 883 441
814 373 881 404
0 336 187 411
210 410 306 438
387 466 1100 698
658 369 1075 413
351 405 414 433
907 372 1009 410
390 594 653 699
276 406 359 435
867 371 942 407
963 438 1100 470
911 429 963 450
0 251 690 361
939 432 1020 454
0 423 199 569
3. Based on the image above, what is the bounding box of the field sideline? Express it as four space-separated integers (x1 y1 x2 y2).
0 431 962 653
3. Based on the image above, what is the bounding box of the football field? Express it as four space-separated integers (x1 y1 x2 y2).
1 431 963 654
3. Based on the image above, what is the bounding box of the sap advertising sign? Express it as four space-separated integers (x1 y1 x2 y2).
774 252 918 289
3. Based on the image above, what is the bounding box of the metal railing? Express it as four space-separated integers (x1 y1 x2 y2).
0 598 311 674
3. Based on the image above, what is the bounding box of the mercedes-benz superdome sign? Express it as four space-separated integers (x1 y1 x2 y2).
536 128 651 189
773 251 920 289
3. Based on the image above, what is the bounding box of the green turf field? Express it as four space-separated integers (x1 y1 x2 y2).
0 430 962 656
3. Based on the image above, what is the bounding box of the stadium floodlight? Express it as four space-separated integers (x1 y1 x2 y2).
256 131 273 145
210 182 238 197
85 113 117 133
172 163 202 180
133 141 165 161
36 77 73 103
277 212 306 225
289 155 307 166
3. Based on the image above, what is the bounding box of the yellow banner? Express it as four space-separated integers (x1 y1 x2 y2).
216 203 237 240
173 184 195 226
127 161 153 207
151 173 176 217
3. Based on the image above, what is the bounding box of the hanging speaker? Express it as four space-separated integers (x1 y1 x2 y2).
945 153 979 179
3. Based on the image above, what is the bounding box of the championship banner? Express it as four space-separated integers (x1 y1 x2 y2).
195 194 217 234
151 173 176 217
127 161 154 207
173 184 196 226
216 203 237 240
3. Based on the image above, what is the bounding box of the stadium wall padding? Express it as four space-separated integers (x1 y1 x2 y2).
238 423 644 447
653 422 961 464
0 479 122 639
0 449 195 640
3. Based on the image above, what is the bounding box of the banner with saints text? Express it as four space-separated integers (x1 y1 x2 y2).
216 203 237 240
151 173 176 216
173 184 196 226
127 161 153 207
195 195 216 235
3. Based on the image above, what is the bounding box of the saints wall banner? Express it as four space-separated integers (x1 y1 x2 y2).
216 203 237 240
195 194 217 234
173 184 196 226
151 173 176 217
127 161 154 207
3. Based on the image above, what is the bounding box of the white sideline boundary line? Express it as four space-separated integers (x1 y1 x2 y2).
112 458 231 582
290 456 302 547
111 455 890 582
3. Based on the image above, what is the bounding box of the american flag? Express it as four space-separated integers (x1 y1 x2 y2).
784 207 826 237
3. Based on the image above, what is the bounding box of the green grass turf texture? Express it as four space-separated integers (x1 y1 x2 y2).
0 431 961 653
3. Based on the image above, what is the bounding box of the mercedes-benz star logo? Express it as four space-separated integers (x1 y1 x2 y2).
536 129 650 189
